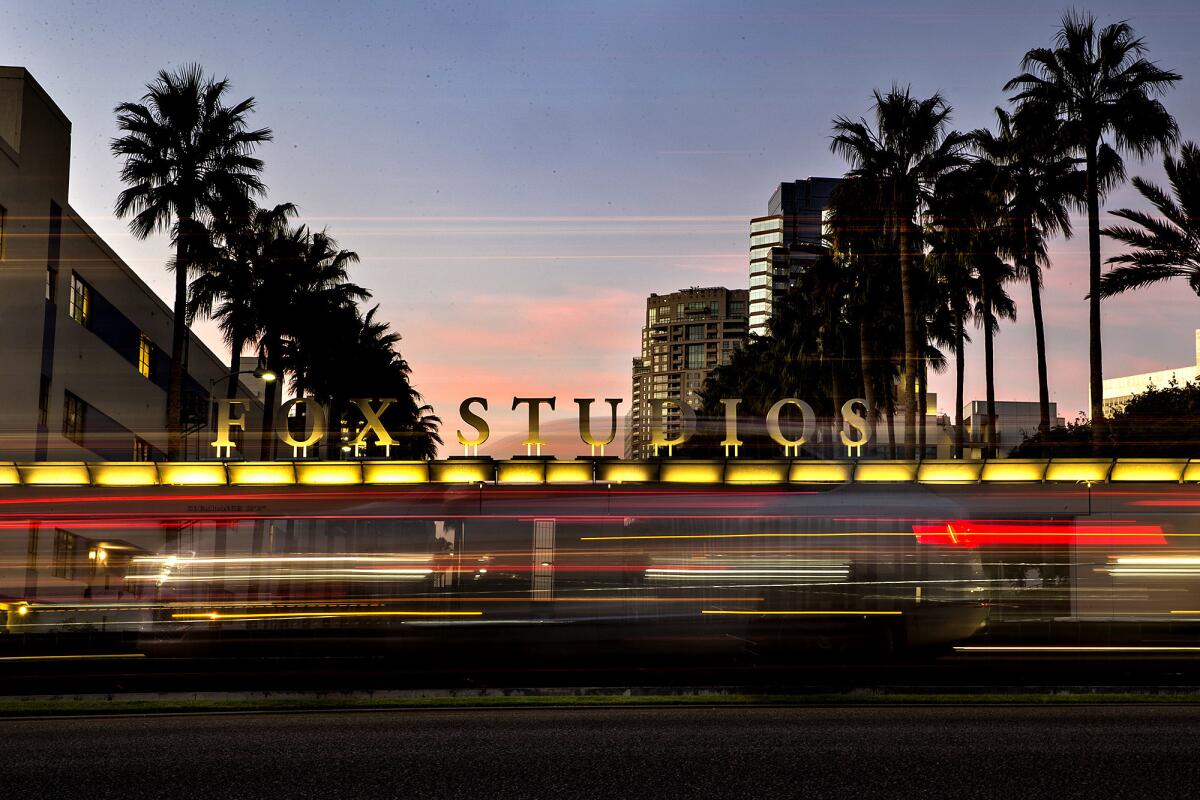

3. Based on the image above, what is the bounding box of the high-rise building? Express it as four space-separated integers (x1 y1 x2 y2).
0 66 266 461
748 177 842 337
625 287 748 459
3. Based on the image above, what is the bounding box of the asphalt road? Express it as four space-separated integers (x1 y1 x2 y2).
3 706 1200 799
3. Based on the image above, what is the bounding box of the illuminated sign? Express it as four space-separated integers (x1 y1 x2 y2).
211 395 871 459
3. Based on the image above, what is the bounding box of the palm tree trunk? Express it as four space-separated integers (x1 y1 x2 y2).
898 219 918 459
1085 139 1105 445
858 319 877 454
954 310 965 459
830 351 843 458
917 343 927 459
260 336 280 460
983 284 998 459
225 336 244 401
886 397 897 459
1025 218 1051 434
166 228 190 460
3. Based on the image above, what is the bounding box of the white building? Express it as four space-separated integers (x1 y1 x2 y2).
961 400 1065 458
1101 330 1200 416
0 66 265 461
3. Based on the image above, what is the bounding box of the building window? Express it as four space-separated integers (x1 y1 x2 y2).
686 324 705 341
137 333 152 378
687 344 705 369
63 391 85 445
52 529 80 580
729 301 746 316
133 436 153 461
46 266 58 302
37 376 50 428
68 274 91 327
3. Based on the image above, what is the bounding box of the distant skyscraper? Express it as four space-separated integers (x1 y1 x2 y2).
748 177 842 337
625 287 748 459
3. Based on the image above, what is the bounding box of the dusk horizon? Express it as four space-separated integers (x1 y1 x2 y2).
6 0 1200 452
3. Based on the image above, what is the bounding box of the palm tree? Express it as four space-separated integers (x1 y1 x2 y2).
297 304 442 459
256 226 368 458
1101 143 1200 300
112 64 272 459
925 190 977 459
972 105 1082 434
831 86 968 457
930 165 1016 457
826 177 902 454
1006 12 1180 433
188 202 297 400
975 252 1017 458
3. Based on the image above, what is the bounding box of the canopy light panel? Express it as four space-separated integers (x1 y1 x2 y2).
0 458 1199 487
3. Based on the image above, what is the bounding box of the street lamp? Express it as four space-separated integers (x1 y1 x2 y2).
210 366 276 391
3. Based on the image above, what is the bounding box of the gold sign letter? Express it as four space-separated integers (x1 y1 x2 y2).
210 399 246 453
350 398 398 447
457 397 490 454
766 398 815 456
274 398 327 451
576 398 621 455
512 397 555 454
649 398 696 456
719 398 743 456
840 398 870 449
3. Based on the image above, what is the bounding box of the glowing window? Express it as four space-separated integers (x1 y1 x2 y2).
68 274 91 327
62 391 85 444
137 334 152 378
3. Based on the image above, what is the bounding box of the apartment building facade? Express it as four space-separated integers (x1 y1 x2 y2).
625 287 748 458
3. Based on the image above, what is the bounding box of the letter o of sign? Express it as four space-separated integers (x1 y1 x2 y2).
766 397 815 453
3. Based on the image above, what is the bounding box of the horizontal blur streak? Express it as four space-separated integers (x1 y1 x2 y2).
913 521 1168 547
955 646 1200 653
582 532 914 541
0 654 146 661
701 610 903 616
172 611 483 620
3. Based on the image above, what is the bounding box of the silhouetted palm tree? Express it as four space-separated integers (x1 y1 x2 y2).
256 226 368 457
826 177 902 452
975 252 1017 458
931 165 1016 456
297 304 442 459
112 64 272 458
1101 143 1200 300
188 202 297 399
831 87 968 457
926 181 978 459
1007 12 1180 432
972 105 1082 433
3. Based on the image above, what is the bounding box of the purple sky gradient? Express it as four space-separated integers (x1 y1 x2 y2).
5 1 1199 452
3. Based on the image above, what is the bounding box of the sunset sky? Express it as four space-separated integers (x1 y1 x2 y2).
5 0 1199 453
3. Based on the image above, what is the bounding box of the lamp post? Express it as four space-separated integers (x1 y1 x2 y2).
208 366 277 458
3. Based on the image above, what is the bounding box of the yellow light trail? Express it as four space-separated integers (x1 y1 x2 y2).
581 533 912 541
10 597 767 614
171 610 483 621
700 610 902 616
